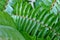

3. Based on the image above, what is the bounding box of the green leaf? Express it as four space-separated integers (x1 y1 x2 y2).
0 11 17 28
21 31 36 40
0 0 8 11
0 25 25 40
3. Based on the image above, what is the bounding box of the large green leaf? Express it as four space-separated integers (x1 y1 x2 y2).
0 25 25 40
0 11 17 28
0 11 36 40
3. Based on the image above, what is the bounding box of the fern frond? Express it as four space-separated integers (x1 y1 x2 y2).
11 0 60 40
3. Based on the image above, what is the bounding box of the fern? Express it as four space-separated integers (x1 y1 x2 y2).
0 0 60 40
11 1 59 40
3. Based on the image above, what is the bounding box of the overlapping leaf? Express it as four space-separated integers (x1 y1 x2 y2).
0 25 25 40
0 11 16 28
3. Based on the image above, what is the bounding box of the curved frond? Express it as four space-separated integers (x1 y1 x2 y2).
11 2 59 39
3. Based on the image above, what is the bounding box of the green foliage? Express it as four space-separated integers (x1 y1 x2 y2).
0 25 25 40
35 0 60 14
0 11 17 28
0 0 60 40
0 0 8 11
